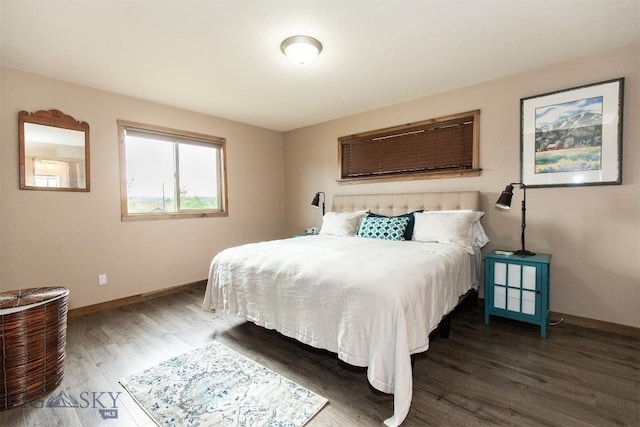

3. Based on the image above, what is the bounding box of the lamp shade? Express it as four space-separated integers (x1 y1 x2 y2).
310 191 325 215
281 35 322 65
495 184 514 209
310 192 321 207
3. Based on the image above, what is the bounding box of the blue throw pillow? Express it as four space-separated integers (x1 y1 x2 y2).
367 210 423 240
357 216 410 241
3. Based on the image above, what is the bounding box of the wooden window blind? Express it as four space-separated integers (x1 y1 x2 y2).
339 110 480 182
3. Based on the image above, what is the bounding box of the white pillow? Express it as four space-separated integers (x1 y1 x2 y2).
319 211 368 236
473 220 490 248
412 210 485 253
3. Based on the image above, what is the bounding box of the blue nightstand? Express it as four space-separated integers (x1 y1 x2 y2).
484 251 551 338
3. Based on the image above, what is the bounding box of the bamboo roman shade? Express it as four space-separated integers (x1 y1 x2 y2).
339 110 479 180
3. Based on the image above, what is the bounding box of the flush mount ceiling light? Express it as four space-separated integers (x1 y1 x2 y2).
280 35 323 65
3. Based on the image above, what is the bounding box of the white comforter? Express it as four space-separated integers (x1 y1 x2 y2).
203 235 477 426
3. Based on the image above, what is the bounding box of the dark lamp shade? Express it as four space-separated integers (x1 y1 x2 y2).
311 193 320 207
310 191 325 215
495 184 514 209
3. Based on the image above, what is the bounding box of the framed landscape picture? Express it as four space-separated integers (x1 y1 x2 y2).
520 78 624 187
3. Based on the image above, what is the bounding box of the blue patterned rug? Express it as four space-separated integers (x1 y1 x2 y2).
120 341 328 426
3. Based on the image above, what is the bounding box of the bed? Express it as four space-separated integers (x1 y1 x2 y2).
203 191 487 426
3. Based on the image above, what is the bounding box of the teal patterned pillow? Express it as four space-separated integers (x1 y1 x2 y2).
357 216 410 241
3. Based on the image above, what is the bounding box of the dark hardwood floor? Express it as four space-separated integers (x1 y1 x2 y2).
1 284 638 426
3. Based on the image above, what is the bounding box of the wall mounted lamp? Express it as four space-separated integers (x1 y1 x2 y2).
495 183 536 256
280 35 323 65
310 191 325 216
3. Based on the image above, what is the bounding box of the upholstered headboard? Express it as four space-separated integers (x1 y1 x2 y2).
332 191 481 215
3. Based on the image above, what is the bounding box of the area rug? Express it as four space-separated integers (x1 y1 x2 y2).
120 341 328 427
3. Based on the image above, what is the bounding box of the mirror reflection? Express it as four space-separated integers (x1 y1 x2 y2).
19 110 90 191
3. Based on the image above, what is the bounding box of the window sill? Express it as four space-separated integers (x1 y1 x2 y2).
121 211 228 222
337 168 481 185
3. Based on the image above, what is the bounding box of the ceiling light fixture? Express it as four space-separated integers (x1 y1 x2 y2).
280 35 323 65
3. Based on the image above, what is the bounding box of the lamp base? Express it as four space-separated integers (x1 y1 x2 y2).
513 249 536 256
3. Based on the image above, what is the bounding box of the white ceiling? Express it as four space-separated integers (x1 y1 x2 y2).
1 0 638 132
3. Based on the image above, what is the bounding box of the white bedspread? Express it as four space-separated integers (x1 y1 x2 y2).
203 235 477 426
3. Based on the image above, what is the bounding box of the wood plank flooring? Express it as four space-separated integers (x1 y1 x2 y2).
1 283 638 426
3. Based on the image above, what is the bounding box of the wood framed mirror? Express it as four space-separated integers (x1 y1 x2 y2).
19 109 90 191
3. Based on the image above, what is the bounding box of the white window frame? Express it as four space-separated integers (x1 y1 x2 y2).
118 120 228 221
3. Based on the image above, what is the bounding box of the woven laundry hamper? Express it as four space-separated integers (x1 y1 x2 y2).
0 287 69 410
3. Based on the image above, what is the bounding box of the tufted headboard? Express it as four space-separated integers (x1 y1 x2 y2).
332 191 480 215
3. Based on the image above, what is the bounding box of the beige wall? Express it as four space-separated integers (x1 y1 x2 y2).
0 68 286 309
2 45 637 327
283 44 640 328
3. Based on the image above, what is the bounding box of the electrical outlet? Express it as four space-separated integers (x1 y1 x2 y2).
98 273 107 286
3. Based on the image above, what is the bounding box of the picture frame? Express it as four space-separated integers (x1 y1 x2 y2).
520 78 624 188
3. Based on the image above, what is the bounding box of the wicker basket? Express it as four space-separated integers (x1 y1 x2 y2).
0 287 68 410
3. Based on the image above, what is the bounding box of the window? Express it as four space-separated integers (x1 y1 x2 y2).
34 175 58 187
338 110 480 182
118 120 227 221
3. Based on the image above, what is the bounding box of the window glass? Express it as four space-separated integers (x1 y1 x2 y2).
125 134 176 213
177 143 220 210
